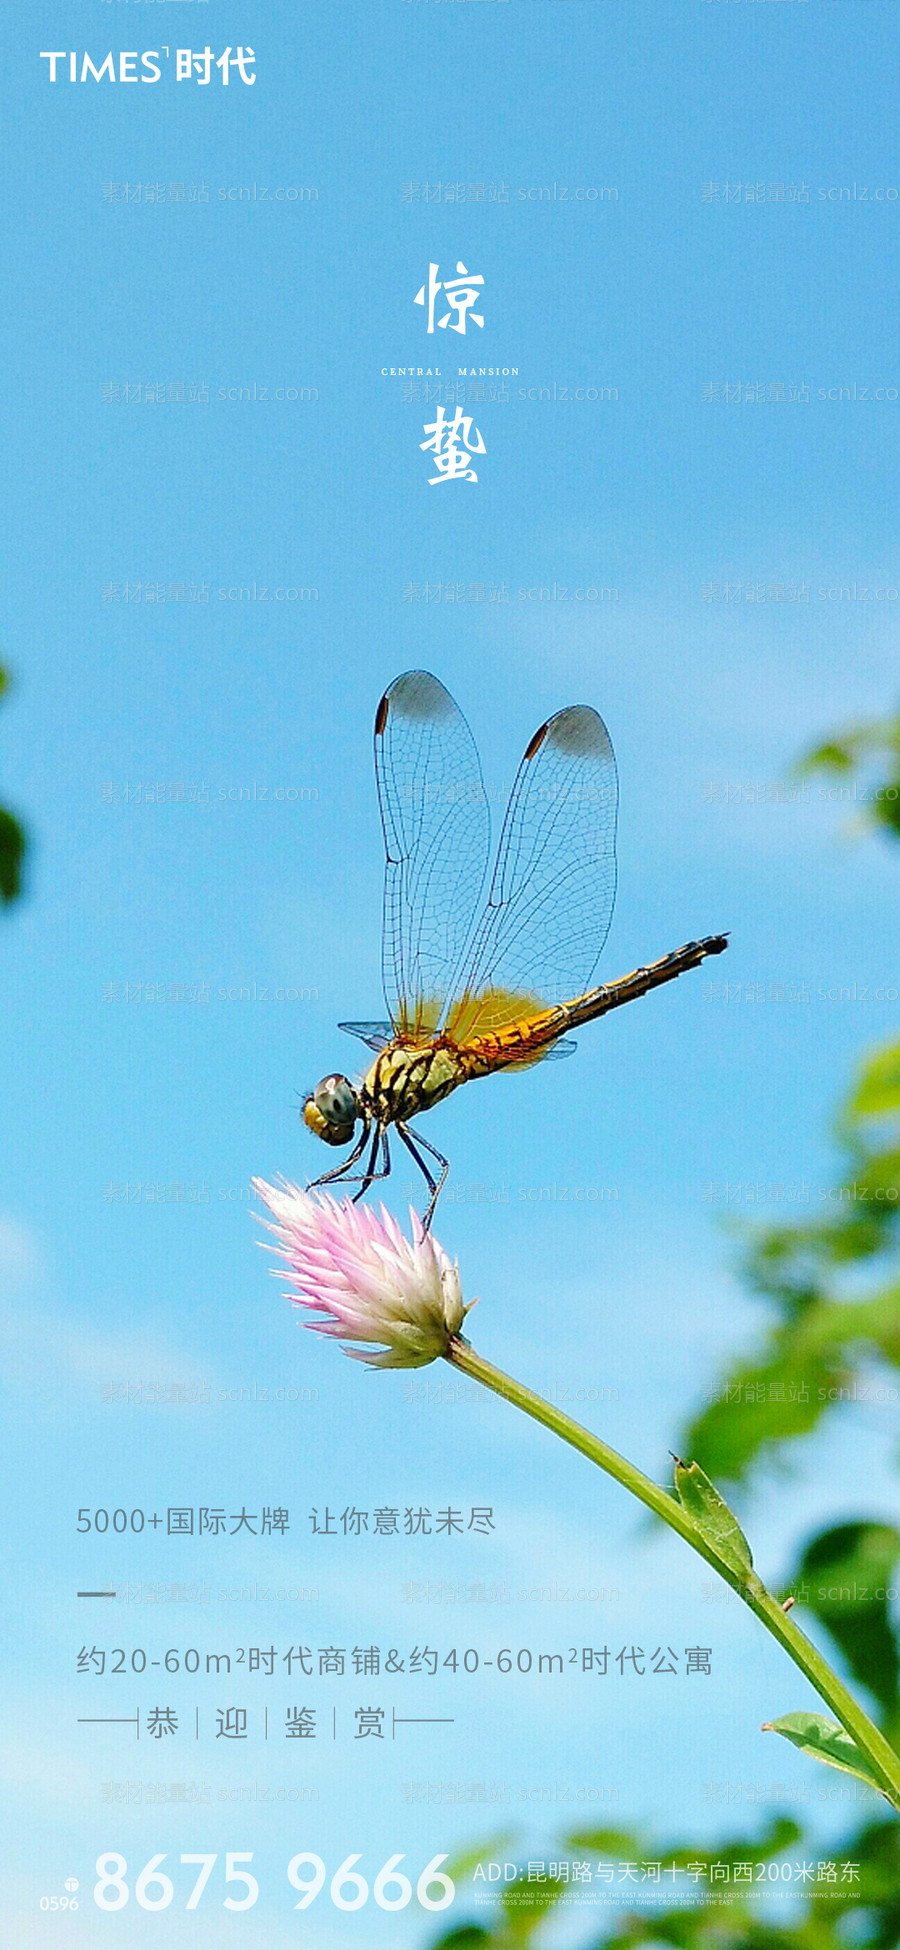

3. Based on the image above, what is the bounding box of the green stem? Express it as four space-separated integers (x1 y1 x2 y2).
445 1337 900 1813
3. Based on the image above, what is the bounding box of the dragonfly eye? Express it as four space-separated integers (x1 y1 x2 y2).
303 1074 359 1146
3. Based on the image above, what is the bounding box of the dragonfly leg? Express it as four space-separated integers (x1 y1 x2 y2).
350 1125 393 1204
396 1122 449 1231
308 1113 372 1191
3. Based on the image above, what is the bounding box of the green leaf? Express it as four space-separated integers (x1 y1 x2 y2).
442 1837 513 1884
762 1711 882 1790
0 807 24 903
801 738 856 772
564 1826 642 1855
681 1274 900 1482
428 1932 493 1950
826 1288 900 1368
846 1817 900 1932
682 1331 848 1484
839 1148 900 1201
488 1878 568 1944
851 1041 900 1118
0 663 26 904
876 791 900 840
655 1816 802 1876
673 1459 753 1576
785 1523 900 1717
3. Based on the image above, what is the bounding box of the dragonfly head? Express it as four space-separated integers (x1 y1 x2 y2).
303 1074 360 1147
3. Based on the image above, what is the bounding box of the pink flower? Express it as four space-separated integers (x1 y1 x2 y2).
253 1178 468 1369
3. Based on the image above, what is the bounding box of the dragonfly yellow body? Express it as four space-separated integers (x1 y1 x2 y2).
365 1042 467 1124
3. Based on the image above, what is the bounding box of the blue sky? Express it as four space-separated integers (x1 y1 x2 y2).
4 1 900 1942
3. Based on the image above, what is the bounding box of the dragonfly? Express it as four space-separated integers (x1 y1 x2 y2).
304 669 727 1226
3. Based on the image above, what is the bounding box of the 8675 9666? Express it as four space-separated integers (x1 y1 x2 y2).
89 1849 455 1914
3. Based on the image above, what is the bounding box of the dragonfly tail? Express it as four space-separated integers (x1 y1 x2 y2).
563 933 728 1030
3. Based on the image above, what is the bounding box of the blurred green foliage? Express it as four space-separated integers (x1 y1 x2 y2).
425 710 900 1946
429 1815 900 1948
683 1022 900 1485
0 666 26 902
800 705 900 842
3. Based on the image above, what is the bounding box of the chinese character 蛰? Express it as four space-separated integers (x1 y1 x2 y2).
420 406 486 483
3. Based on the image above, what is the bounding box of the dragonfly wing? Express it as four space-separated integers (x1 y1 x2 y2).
374 670 491 1040
535 1035 577 1061
338 1021 394 1053
504 1034 577 1070
444 704 618 1046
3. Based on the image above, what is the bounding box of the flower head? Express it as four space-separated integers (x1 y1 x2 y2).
253 1178 469 1369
